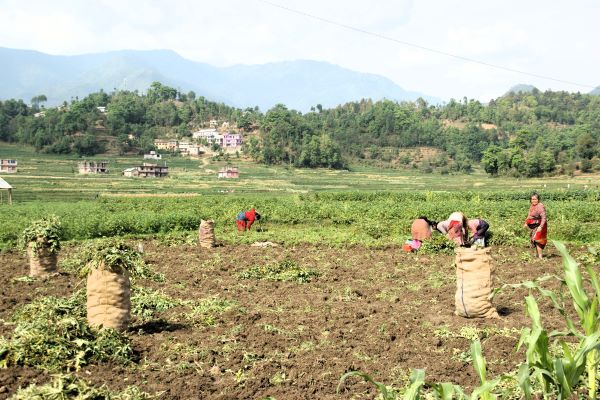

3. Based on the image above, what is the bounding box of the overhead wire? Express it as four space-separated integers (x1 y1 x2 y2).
256 0 596 89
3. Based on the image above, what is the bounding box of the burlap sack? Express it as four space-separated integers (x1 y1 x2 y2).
455 247 499 319
27 242 58 277
87 264 131 331
198 219 216 248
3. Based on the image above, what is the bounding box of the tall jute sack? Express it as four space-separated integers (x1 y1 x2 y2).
455 247 499 319
27 242 58 277
199 219 216 248
87 264 131 331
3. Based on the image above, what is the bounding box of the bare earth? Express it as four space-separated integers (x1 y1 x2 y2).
0 242 576 399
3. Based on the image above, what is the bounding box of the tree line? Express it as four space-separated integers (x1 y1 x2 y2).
0 83 599 175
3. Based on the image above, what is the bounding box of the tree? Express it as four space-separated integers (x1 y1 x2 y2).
575 133 597 160
31 94 48 110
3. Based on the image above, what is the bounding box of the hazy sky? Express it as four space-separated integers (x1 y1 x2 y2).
1 0 598 102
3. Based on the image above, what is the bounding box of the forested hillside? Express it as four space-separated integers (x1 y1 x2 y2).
0 83 599 176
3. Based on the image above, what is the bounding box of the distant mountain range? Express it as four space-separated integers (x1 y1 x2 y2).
0 47 439 111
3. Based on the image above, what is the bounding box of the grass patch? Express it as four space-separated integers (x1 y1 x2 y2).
131 287 181 320
239 259 320 283
184 297 237 326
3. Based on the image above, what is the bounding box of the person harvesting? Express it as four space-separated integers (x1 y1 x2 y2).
524 192 547 259
236 208 261 231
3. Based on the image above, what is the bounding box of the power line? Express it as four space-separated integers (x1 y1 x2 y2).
256 0 596 89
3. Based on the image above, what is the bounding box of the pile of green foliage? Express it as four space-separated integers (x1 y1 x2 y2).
63 239 164 281
18 215 62 253
239 259 320 283
12 374 157 399
131 287 180 320
419 234 456 255
0 290 132 372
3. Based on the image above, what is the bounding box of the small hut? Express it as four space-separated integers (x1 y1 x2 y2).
0 177 13 204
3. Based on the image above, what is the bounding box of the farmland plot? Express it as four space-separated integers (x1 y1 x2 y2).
0 241 583 399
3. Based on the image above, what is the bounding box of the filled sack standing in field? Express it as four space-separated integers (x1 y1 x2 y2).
199 219 216 248
87 263 131 331
454 247 499 319
27 240 58 277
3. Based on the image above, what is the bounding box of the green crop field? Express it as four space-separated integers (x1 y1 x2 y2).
2 143 600 399
1 143 599 203
1 143 599 250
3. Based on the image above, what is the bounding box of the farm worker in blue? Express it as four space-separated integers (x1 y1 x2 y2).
236 208 261 231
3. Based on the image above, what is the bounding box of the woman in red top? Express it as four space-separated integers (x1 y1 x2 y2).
236 208 261 231
524 193 547 259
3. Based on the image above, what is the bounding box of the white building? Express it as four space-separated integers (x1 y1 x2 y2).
144 151 162 160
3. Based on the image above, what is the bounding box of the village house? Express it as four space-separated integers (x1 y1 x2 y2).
96 106 107 114
144 151 162 160
177 142 206 157
192 129 220 143
222 133 243 148
0 159 17 173
209 120 218 128
123 163 168 178
154 139 179 151
78 160 109 174
218 165 239 179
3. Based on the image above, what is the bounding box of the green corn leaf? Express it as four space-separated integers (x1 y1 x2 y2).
469 378 500 400
430 382 466 400
403 369 425 400
553 358 573 399
516 363 532 400
471 340 487 383
586 265 600 302
554 241 589 320
337 371 392 399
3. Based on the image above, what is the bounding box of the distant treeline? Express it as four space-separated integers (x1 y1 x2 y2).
0 82 599 175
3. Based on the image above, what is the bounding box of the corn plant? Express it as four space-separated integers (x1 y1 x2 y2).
337 368 425 399
336 341 505 399
511 241 600 399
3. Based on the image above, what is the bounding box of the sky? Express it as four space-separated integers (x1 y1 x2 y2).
0 0 598 102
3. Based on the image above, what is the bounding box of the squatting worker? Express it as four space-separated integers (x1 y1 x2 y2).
236 208 261 231
524 193 547 259
437 211 467 246
467 218 489 247
409 216 438 250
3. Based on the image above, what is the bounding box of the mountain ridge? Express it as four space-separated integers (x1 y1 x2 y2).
0 47 437 111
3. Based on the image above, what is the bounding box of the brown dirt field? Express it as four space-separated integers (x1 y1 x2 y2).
0 242 581 399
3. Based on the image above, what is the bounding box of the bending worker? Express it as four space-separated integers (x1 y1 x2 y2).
467 218 489 247
236 208 261 231
437 211 467 246
409 216 438 250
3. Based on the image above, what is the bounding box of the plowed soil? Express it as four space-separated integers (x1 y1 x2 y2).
0 242 581 399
